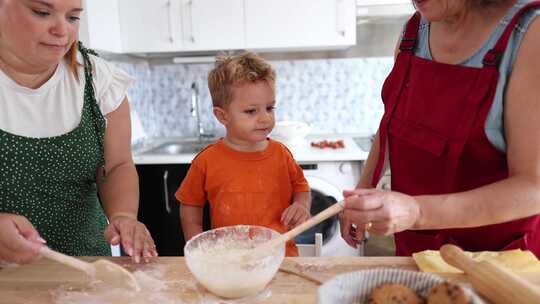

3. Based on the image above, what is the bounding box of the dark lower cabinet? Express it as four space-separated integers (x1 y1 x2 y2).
136 164 210 256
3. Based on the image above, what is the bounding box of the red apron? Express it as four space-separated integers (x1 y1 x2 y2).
373 2 540 257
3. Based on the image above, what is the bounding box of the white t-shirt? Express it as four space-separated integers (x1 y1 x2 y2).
0 54 134 138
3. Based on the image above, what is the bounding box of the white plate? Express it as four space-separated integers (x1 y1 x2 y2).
317 268 485 304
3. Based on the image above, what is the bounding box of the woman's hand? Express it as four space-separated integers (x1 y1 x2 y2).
281 202 311 229
104 214 157 263
339 189 421 248
0 213 45 264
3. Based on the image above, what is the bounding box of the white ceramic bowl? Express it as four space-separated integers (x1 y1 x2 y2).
271 121 311 144
184 225 285 299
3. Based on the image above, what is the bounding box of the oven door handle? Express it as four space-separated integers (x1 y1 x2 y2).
163 170 171 214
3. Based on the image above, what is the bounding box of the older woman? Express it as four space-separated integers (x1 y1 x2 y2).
341 0 540 256
0 0 156 263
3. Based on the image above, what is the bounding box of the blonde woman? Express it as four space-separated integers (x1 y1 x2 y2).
0 0 156 263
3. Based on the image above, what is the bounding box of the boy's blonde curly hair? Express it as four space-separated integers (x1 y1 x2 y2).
208 52 276 108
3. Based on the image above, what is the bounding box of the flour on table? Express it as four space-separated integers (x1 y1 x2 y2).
199 288 272 304
293 262 330 273
51 264 192 304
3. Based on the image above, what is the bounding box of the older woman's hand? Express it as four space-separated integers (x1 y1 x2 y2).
339 189 421 248
104 215 158 263
0 213 45 264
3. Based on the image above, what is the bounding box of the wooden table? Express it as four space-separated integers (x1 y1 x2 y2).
1 257 540 303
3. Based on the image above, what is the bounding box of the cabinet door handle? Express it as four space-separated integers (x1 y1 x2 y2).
186 0 195 43
166 0 174 43
163 170 171 214
336 0 346 37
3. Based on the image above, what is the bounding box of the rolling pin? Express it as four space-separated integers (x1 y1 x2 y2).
440 244 540 304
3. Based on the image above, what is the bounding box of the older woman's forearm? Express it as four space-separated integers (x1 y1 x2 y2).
414 175 540 230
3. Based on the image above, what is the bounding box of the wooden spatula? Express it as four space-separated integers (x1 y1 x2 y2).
39 247 140 291
244 202 344 261
440 244 540 304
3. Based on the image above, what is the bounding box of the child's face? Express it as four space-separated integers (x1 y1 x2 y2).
218 81 276 144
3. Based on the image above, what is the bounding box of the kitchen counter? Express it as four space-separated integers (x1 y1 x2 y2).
3 256 540 303
0 257 410 304
132 135 371 165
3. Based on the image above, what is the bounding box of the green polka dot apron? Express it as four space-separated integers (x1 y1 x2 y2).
0 43 110 256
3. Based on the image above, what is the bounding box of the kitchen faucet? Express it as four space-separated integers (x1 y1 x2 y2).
190 82 213 142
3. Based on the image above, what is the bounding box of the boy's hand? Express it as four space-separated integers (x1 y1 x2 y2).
281 202 311 229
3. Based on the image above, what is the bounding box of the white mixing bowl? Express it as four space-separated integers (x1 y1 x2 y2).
271 121 311 145
184 225 285 299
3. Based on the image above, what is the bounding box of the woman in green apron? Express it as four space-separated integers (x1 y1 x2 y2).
0 0 156 263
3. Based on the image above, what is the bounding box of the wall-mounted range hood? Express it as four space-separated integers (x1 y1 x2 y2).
356 0 415 21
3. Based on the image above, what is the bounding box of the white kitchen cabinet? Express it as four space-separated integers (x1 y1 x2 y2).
245 0 356 50
180 0 244 51
117 0 182 53
85 0 243 53
79 0 122 53
81 0 356 54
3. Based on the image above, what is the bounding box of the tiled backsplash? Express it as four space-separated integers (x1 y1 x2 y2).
117 57 394 139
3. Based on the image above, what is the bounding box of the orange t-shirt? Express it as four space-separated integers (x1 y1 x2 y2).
175 138 310 256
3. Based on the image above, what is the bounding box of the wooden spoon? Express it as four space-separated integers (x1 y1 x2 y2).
39 247 140 291
244 202 344 261
440 244 540 304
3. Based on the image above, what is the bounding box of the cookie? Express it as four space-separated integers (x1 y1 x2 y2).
427 282 471 304
368 283 424 304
